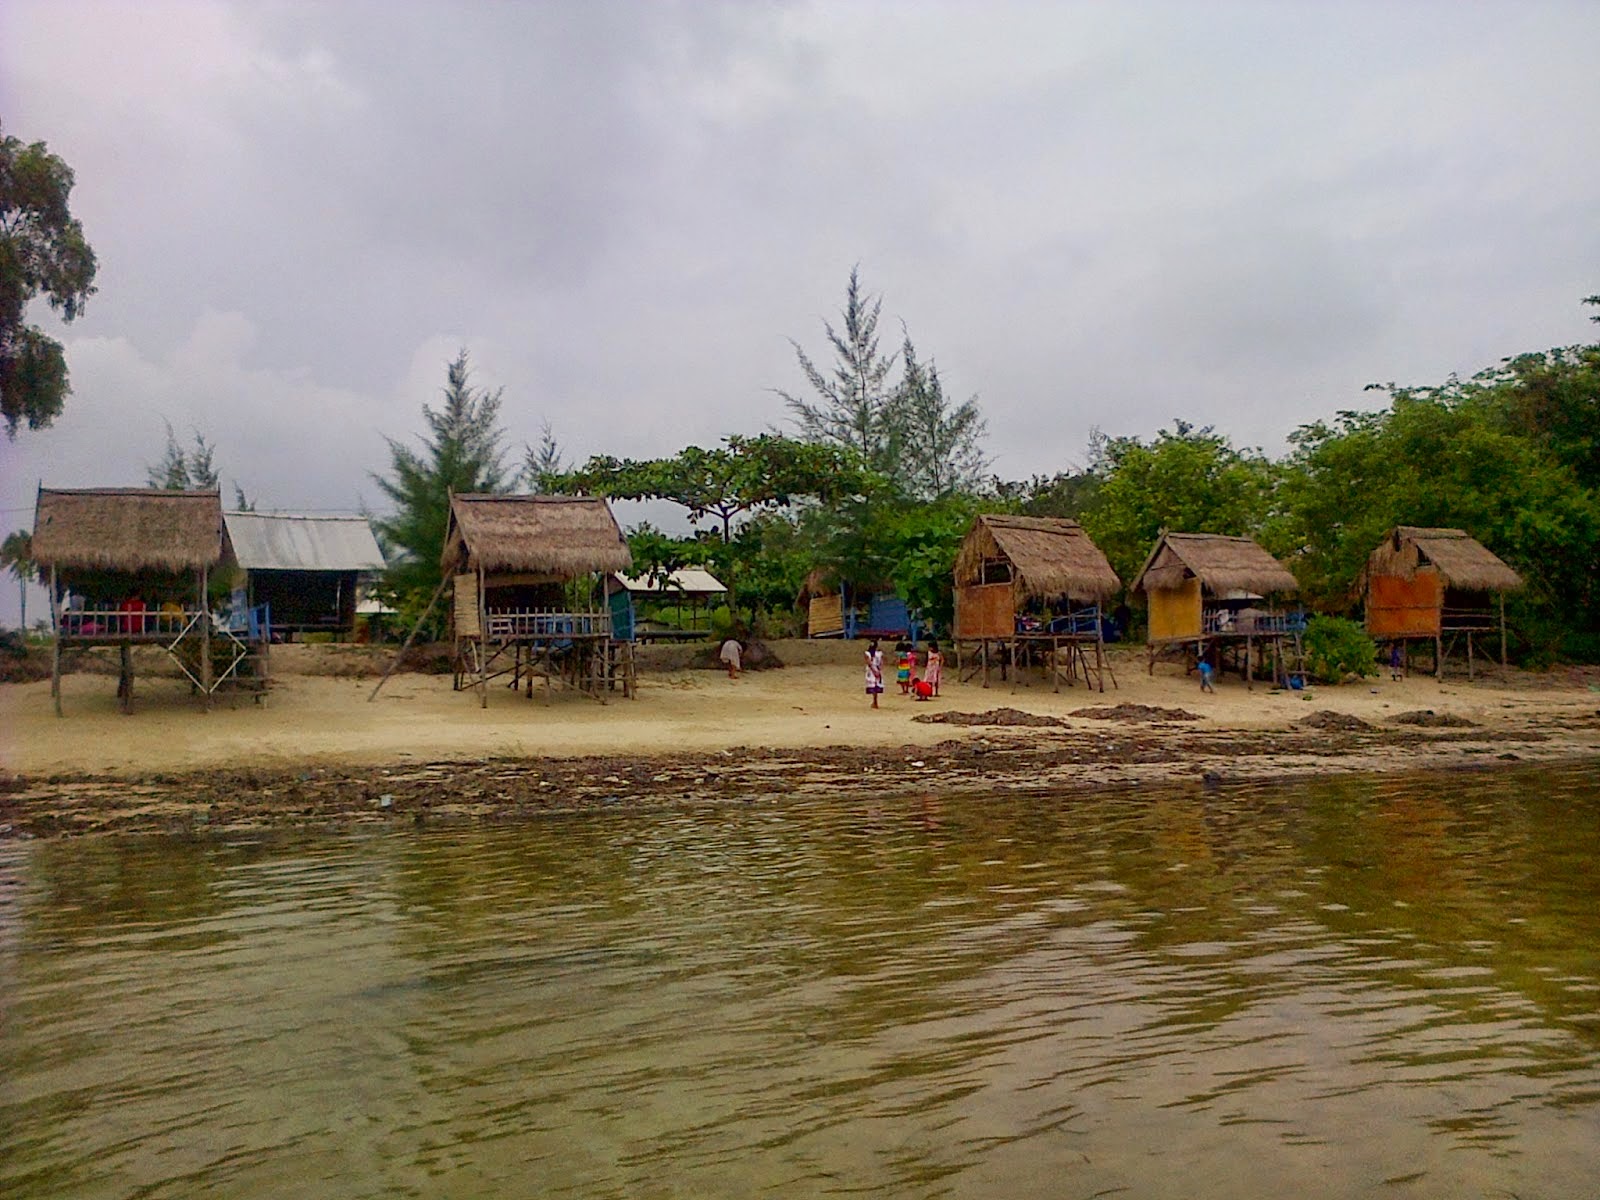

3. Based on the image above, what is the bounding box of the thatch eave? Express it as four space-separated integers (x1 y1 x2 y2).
954 514 1121 602
442 494 632 577
32 487 230 574
1132 532 1298 597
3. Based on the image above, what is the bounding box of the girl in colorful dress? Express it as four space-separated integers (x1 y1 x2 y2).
895 642 914 694
922 640 943 697
865 639 885 709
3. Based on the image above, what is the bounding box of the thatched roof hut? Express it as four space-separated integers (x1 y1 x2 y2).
1132 532 1299 598
953 515 1121 601
441 494 631 578
1362 526 1522 594
32 488 229 573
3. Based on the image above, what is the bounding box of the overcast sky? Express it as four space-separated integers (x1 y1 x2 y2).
3 0 1598 623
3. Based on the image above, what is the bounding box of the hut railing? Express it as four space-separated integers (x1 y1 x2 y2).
1440 606 1497 631
56 607 204 637
483 608 611 639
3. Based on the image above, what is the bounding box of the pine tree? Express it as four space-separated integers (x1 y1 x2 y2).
523 420 567 493
896 335 989 499
372 349 511 599
776 266 903 477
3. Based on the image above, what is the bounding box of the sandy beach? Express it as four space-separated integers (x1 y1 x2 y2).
3 639 1598 837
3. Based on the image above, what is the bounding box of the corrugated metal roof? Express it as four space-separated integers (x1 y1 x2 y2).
610 568 727 595
224 512 386 572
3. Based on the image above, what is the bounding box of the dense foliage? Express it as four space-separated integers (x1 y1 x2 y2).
1 122 98 437
1302 615 1378 682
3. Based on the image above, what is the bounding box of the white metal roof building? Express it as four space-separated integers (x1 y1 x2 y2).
223 512 386 572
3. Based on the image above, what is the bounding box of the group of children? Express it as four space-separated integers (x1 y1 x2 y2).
863 638 942 708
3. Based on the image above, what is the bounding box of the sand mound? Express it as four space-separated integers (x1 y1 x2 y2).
1068 703 1202 723
1391 710 1478 728
913 707 1063 727
1298 710 1374 731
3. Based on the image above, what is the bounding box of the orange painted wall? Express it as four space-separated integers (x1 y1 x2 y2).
1367 570 1443 636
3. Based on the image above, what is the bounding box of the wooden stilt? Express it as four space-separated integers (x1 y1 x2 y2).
477 564 488 709
118 641 133 714
49 565 62 717
370 573 451 701
1499 593 1507 667
1052 634 1061 693
1246 634 1253 691
200 564 212 711
1467 630 1474 681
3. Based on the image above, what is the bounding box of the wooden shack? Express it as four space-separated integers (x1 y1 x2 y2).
1132 532 1301 687
440 494 634 706
951 514 1121 691
604 567 726 642
1362 526 1522 677
32 487 268 713
223 511 386 639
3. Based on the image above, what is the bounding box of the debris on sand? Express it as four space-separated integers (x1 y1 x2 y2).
1390 710 1478 728
1068 703 1202 723
1297 710 1374 731
912 708 1064 728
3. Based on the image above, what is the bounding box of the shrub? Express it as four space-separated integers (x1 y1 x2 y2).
1303 615 1378 683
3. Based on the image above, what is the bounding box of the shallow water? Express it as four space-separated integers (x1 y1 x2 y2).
1 764 1597 1198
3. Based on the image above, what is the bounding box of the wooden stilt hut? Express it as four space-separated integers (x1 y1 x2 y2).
1132 532 1301 688
1361 526 1522 679
31 487 270 714
951 515 1121 692
440 494 634 707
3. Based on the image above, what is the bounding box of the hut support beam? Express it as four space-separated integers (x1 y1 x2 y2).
477 565 488 709
118 641 134 714
200 565 212 712
1435 634 1443 680
49 565 62 717
1499 593 1507 667
369 573 452 702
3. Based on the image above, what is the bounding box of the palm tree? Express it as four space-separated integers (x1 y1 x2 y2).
1 530 35 632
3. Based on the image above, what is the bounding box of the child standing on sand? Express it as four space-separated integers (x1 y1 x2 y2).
865 639 885 709
895 641 913 694
1198 657 1216 693
922 640 943 697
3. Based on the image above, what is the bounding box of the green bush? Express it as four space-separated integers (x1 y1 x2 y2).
1303 615 1378 683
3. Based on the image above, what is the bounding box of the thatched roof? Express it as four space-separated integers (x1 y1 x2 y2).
1366 526 1523 592
954 514 1121 601
32 488 229 573
441 494 632 576
1132 532 1298 596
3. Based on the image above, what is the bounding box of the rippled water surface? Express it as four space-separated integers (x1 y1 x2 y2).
2 764 1598 1198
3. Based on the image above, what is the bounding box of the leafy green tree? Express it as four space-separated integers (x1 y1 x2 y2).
777 266 903 477
1081 421 1276 585
896 336 989 499
373 349 512 604
1 529 34 630
1 122 98 437
565 434 874 623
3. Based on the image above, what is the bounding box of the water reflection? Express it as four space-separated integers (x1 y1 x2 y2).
1 764 1597 1198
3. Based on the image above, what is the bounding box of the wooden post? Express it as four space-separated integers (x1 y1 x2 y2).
1466 630 1474 681
477 564 488 709
199 564 212 711
1052 634 1061 693
1499 593 1507 668
369 573 450 701
118 641 133 714
1246 633 1253 691
1435 634 1443 680
50 565 63 717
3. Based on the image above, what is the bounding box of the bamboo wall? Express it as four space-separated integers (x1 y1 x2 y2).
955 582 1013 639
453 573 480 637
808 593 844 637
1147 579 1202 641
